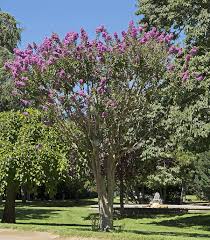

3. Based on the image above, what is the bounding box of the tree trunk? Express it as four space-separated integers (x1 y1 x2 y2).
141 185 145 203
119 170 124 216
163 186 167 203
180 181 186 204
2 182 17 223
21 185 27 204
91 142 115 231
119 178 124 217
96 172 114 231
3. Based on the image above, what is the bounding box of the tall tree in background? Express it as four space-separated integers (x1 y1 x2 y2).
0 10 22 111
136 1 210 199
0 10 21 52
136 0 210 49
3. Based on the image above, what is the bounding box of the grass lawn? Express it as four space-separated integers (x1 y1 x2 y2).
0 199 210 240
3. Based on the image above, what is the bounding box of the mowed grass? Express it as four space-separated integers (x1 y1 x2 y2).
0 199 210 240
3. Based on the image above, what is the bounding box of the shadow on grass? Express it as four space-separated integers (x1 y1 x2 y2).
115 213 187 220
16 222 91 228
123 229 210 239
152 214 210 231
0 208 60 221
16 199 98 208
55 226 210 239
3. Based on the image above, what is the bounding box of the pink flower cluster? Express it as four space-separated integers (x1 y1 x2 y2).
5 21 202 110
5 22 175 86
180 47 201 81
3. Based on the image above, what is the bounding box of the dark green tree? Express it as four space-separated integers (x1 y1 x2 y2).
0 109 69 223
0 10 22 111
0 10 21 52
193 151 210 200
136 0 210 49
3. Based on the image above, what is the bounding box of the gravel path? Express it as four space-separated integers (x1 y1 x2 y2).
0 229 58 240
0 229 100 240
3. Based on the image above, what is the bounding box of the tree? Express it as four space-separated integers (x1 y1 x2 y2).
0 10 21 52
193 151 210 200
6 22 196 230
0 47 19 111
0 10 22 111
0 109 68 223
136 1 210 201
136 0 210 49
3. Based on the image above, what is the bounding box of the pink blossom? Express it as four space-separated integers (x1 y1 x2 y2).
190 47 198 56
181 70 190 81
21 76 28 82
22 111 29 116
12 90 19 96
101 112 108 118
195 74 204 81
42 105 49 111
140 37 147 44
96 25 106 34
15 81 26 87
167 64 175 71
58 69 65 78
114 32 119 40
80 28 88 42
100 77 107 85
20 99 30 106
177 48 183 56
121 31 127 38
79 79 84 84
185 54 191 62
138 26 144 32
78 90 85 97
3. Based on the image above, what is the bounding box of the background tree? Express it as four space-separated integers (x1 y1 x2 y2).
136 1 210 200
0 109 68 223
193 151 210 200
0 10 22 111
136 0 210 49
0 10 21 52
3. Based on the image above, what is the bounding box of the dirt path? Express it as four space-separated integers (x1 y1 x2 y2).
0 229 99 240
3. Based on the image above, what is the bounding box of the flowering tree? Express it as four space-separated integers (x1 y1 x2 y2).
6 22 197 230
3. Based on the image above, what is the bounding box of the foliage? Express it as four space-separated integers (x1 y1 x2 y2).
0 47 19 111
136 1 210 201
136 0 210 48
0 109 69 196
0 11 22 111
193 151 210 200
0 10 21 52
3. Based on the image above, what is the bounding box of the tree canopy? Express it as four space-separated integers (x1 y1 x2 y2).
0 10 21 52
136 0 210 49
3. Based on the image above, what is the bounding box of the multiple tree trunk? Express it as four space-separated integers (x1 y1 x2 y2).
91 143 115 231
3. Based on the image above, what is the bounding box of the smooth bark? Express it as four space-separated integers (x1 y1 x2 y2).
91 145 115 231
